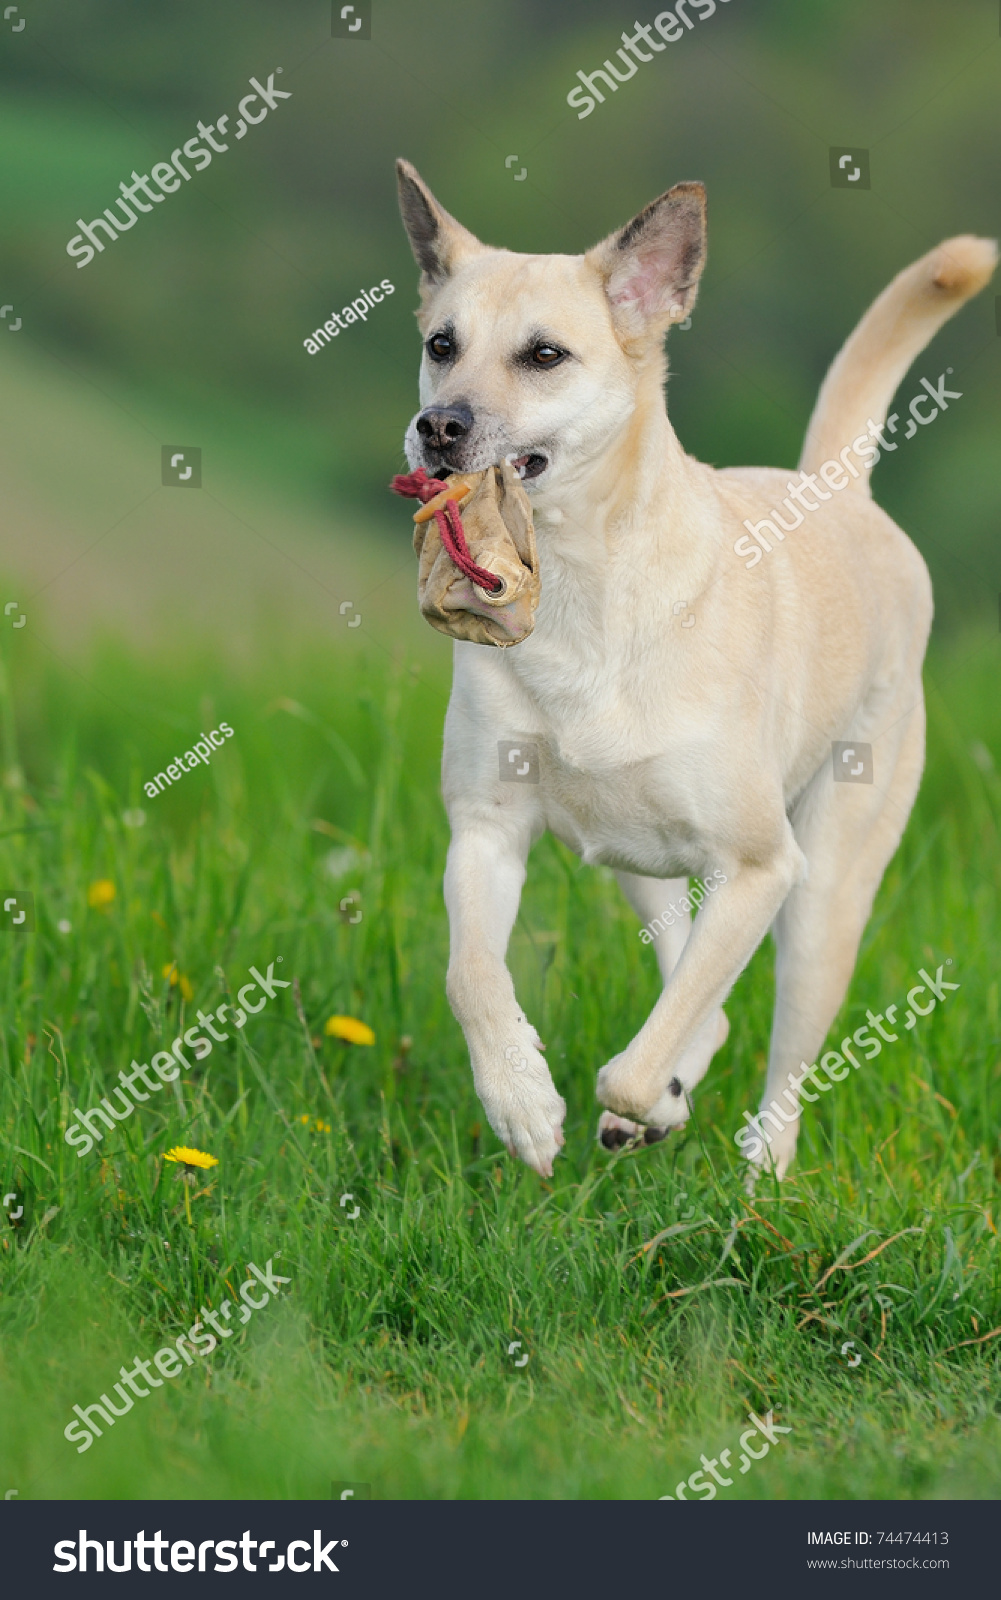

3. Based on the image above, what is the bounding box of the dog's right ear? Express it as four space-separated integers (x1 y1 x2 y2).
396 160 484 288
586 182 707 346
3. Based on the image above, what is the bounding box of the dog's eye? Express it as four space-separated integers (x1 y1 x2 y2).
531 343 565 367
427 332 453 362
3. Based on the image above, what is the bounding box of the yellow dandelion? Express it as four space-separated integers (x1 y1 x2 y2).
324 1015 375 1046
316 1120 331 1132
87 879 116 909
164 1146 218 1171
164 1146 217 1226
162 963 194 1001
299 1113 310 1124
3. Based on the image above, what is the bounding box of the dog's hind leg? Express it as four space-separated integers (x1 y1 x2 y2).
615 871 692 985
749 695 927 1181
598 871 729 1151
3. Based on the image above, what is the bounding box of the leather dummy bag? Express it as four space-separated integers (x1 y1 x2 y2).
408 462 540 648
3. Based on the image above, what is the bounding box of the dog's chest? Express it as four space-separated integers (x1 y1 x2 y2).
537 734 709 875
507 637 715 877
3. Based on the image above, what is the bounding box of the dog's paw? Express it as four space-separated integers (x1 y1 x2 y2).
595 1050 689 1126
640 1071 697 1131
594 1050 656 1122
743 1130 796 1186
597 1110 674 1153
474 1030 566 1178
490 1083 567 1178
596 1009 730 1124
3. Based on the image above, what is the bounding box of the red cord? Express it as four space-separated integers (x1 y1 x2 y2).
390 468 503 594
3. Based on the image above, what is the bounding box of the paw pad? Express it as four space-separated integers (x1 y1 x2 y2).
600 1124 633 1151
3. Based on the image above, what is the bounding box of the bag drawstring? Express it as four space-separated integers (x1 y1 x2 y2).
390 468 503 594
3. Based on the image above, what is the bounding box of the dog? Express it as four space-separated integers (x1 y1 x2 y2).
396 157 995 1180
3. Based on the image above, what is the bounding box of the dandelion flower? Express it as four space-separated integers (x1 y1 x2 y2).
162 962 194 1001
165 1146 217 1226
164 1146 218 1171
87 880 116 909
324 1015 375 1046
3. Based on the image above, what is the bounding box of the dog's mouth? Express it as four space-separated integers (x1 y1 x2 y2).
508 452 549 482
424 450 550 484
426 453 463 481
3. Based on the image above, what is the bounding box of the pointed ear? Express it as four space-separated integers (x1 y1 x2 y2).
586 182 707 343
396 160 485 288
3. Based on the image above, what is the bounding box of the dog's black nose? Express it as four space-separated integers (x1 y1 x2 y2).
415 404 473 452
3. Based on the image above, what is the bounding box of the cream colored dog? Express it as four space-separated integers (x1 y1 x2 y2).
396 158 995 1180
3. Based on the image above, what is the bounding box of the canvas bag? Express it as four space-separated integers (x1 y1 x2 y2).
410 461 540 648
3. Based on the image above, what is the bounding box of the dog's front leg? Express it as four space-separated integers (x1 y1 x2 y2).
596 828 806 1127
444 819 566 1176
596 871 731 1151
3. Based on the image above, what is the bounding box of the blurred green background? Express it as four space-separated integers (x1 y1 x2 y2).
0 0 998 653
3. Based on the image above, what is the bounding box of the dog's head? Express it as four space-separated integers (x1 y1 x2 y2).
396 160 707 495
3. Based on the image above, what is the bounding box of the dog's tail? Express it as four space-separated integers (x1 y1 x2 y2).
799 234 997 496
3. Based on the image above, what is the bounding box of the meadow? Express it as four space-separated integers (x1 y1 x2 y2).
0 616 999 1501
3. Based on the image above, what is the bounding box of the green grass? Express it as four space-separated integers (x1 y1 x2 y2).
0 621 999 1501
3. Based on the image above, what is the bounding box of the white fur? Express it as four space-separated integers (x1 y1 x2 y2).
396 160 996 1178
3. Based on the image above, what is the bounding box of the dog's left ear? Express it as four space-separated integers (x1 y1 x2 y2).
396 159 485 290
586 182 707 343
